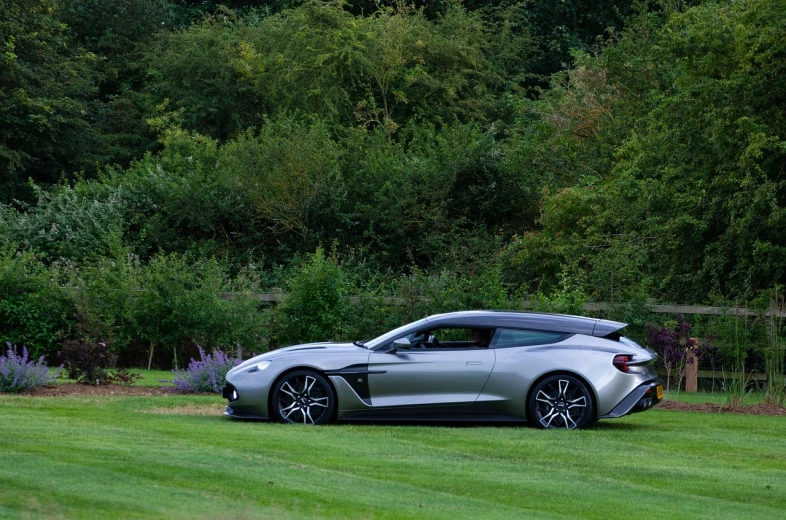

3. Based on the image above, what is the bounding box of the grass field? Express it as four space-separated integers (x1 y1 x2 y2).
2 391 785 519
3 368 786 519
134 369 174 387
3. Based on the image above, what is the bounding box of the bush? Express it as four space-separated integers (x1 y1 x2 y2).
2 183 127 262
0 247 76 358
272 247 350 346
646 315 710 393
57 309 140 385
170 346 238 394
0 344 60 393
59 339 117 385
127 253 265 370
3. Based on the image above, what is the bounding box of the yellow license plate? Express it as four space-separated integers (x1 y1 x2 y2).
656 385 663 400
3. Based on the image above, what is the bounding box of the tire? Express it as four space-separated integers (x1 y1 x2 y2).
528 374 595 430
271 370 336 425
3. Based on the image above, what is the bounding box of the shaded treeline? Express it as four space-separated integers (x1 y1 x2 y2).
1 0 785 364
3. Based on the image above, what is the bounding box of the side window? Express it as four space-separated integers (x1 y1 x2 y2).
492 329 570 348
433 328 471 342
412 327 495 349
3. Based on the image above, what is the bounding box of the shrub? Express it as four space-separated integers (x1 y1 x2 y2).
527 267 589 316
170 346 238 394
646 315 706 393
107 367 142 386
0 344 60 393
272 248 350 346
0 247 76 358
2 183 127 262
58 338 139 386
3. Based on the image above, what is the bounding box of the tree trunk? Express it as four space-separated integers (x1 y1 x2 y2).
147 341 155 371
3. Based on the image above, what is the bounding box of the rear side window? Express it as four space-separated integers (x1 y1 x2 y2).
492 328 570 348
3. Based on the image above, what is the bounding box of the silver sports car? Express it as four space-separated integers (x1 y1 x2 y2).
223 311 663 429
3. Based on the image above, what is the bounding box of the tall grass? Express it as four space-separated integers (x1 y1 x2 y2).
765 291 785 406
724 310 750 409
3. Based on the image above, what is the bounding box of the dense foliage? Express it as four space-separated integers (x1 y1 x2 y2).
509 0 786 302
1 0 784 372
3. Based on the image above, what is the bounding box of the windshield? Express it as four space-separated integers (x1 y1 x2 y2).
364 317 430 350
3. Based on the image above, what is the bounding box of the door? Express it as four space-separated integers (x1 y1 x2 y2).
367 347 495 407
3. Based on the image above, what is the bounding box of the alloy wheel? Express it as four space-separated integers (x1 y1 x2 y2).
273 371 335 425
529 375 594 429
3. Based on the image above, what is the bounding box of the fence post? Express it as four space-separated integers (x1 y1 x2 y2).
685 344 698 393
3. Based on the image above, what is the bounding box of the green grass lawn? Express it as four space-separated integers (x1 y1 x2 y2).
49 368 174 387
1 390 785 520
134 369 174 387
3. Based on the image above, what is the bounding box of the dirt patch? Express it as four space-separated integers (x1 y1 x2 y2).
29 383 171 397
658 400 786 416
145 404 226 415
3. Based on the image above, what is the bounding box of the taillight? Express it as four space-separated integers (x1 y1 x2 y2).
613 355 630 373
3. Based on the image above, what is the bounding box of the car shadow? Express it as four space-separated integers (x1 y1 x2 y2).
338 419 650 430
220 416 649 430
335 419 526 428
588 421 648 431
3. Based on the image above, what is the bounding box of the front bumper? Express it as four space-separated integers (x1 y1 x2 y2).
222 382 270 420
223 405 268 420
599 379 663 419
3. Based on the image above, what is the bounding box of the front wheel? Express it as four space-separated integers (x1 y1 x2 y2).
528 374 595 430
271 370 336 425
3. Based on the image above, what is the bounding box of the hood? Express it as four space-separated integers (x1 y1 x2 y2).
230 342 358 373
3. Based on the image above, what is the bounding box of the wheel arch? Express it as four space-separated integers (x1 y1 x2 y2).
524 370 599 422
267 366 339 422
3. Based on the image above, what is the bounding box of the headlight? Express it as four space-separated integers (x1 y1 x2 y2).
248 360 271 373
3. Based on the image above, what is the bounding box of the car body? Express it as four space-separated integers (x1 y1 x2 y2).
223 310 662 429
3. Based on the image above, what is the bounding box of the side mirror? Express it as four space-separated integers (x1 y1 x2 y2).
390 338 412 353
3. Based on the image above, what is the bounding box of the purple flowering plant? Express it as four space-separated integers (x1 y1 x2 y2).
646 314 706 392
170 346 239 393
0 343 61 393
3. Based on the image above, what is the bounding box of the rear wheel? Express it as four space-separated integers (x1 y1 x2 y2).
271 370 336 425
528 374 594 429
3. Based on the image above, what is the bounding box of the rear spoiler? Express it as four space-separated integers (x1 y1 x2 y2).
592 319 627 338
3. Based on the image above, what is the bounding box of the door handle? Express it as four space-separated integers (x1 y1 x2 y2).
466 361 482 365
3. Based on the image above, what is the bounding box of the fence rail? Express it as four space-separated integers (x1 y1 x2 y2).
656 368 770 382
219 291 786 317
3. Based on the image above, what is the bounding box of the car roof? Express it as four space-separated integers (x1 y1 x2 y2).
423 310 626 338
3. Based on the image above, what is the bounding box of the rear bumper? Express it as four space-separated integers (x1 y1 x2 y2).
599 379 663 419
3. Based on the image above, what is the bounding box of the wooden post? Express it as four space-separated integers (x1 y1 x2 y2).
685 343 698 393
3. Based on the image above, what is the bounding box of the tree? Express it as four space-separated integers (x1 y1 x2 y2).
0 0 101 201
508 0 786 302
222 117 341 239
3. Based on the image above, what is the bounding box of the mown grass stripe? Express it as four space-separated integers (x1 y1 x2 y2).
1 395 785 519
